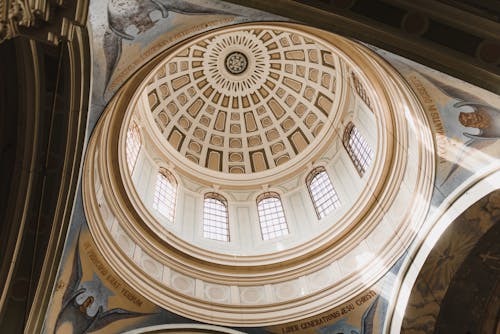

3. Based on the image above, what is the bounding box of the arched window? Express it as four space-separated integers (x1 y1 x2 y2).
152 168 177 223
126 122 141 171
343 122 374 176
351 72 372 111
203 193 230 241
306 167 341 219
257 192 289 241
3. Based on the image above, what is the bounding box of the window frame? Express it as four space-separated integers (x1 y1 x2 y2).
256 192 289 241
126 122 142 172
351 72 372 111
343 122 374 177
306 166 341 220
202 192 230 242
152 167 177 224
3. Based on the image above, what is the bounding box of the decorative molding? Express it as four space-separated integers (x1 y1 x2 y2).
24 26 91 334
123 323 247 334
142 25 341 177
0 0 88 45
82 22 435 326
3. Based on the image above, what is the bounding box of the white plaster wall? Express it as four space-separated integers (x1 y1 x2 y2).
126 89 377 256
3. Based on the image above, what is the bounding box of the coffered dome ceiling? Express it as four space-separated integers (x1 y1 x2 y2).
145 26 339 174
84 23 436 326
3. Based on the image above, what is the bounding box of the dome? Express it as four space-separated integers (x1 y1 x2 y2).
144 26 340 176
83 22 434 326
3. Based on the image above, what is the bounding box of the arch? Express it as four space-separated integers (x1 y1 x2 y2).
306 166 341 219
203 192 230 242
152 168 177 223
256 192 289 240
351 71 372 111
122 323 247 334
343 122 374 176
389 170 500 334
126 121 142 171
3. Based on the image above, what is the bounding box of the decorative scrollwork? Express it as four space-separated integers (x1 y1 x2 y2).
0 0 87 45
0 0 33 43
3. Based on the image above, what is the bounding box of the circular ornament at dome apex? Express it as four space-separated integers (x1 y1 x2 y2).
225 52 248 75
144 26 341 176
204 30 269 95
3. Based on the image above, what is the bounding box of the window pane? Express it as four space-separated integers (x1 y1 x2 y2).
152 169 176 223
352 72 372 111
308 168 341 219
343 122 374 176
203 193 229 242
257 193 289 241
126 122 141 171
